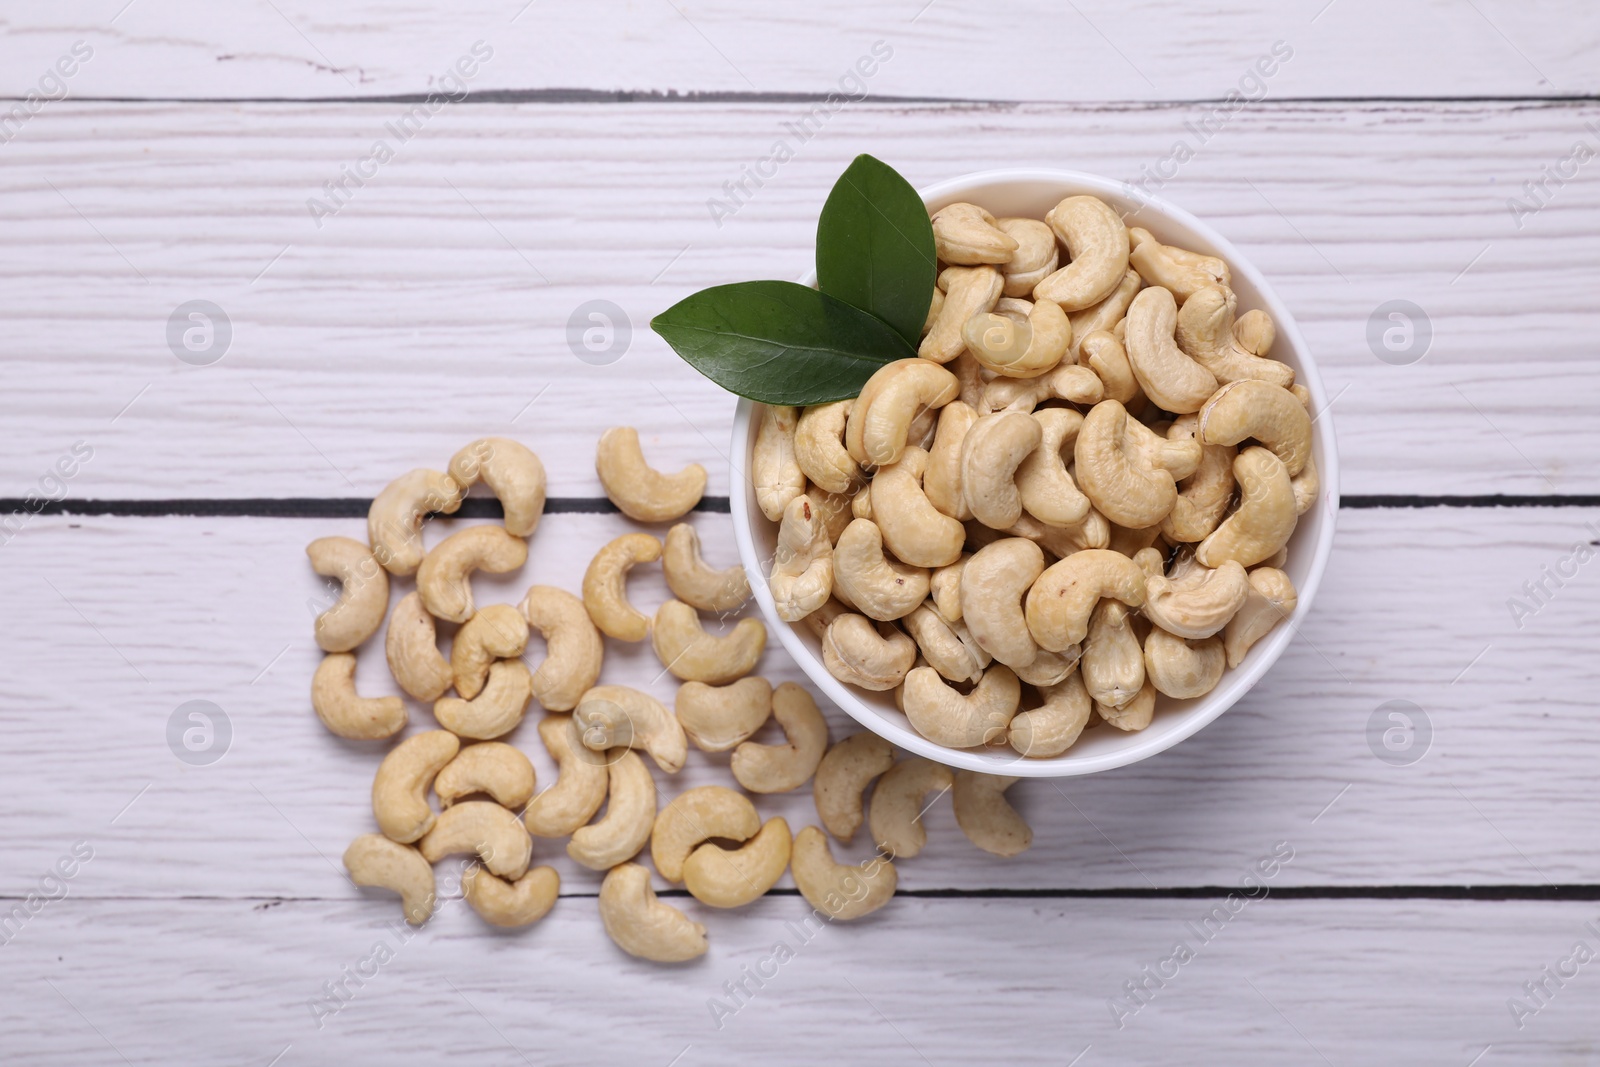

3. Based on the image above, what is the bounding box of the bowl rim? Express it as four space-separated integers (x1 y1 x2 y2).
729 167 1339 776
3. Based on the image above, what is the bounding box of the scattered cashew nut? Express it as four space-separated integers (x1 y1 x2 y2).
344 834 435 925
582 532 662 642
664 523 750 613
435 742 536 810
574 684 687 773
568 749 657 870
308 537 388 652
433 660 532 740
731 681 828 793
368 469 463 577
651 785 760 883
416 524 528 624
651 600 766 685
371 730 460 843
952 772 1031 857
519 585 604 712
790 826 897 919
448 437 547 537
312 652 406 740
598 863 708 963
596 426 707 523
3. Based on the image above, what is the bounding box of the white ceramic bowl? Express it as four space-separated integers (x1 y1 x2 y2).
730 168 1338 777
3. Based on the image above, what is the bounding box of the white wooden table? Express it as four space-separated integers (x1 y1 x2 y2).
3 2 1598 1062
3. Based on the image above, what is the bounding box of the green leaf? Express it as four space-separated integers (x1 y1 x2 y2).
815 154 937 349
651 280 914 405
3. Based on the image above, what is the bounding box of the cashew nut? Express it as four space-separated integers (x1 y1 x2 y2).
961 297 1071 378
982 363 1105 415
832 519 928 622
790 826 897 919
663 523 749 614
902 603 989 684
434 661 532 740
435 742 536 810
1175 285 1295 388
1224 567 1298 668
1144 628 1226 699
651 600 765 685
676 676 771 752
1128 227 1230 303
461 865 559 928
368 469 464 577
652 785 760 882
418 800 531 879
1014 645 1081 687
1007 509 1111 557
1292 453 1319 516
1234 307 1276 356
753 404 806 521
1081 600 1146 708
920 266 1003 363
451 604 529 700
952 772 1031 857
846 358 960 467
596 426 707 522
1097 679 1156 731
683 817 792 908
1025 548 1147 651
1195 447 1298 568
807 487 854 544
598 863 707 963
1016 408 1090 527
1161 414 1236 543
814 732 895 843
924 400 977 521
800 596 850 642
1124 285 1218 415
731 681 828 793
1080 328 1141 406
822 613 917 691
769 495 834 622
871 446 965 568
932 201 1018 264
582 532 662 642
1035 196 1129 311
1124 413 1202 482
1073 399 1177 530
416 524 527 624
448 437 547 537
308 537 388 652
518 585 603 712
568 749 657 870
1009 673 1092 758
343 834 435 925
1197 380 1313 477
1068 269 1142 359
902 663 1020 748
1144 559 1250 639
998 217 1059 297
961 411 1042 530
869 757 954 860
961 538 1045 669
385 591 453 701
371 730 459 843
524 714 608 838
574 684 687 773
929 555 968 623
795 400 859 495
312 652 407 740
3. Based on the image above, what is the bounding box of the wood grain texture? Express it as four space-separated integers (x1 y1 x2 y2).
2 506 1595 898
0 0 1594 100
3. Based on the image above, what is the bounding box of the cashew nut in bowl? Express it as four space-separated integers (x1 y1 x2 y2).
846 358 960 467
1068 269 1142 359
582 532 662 642
1014 645 1081 687
1108 522 1164 559
931 201 1018 264
871 447 965 568
807 487 854 544
753 404 806 521
451 604 530 700
461 865 559 928
1197 379 1313 477
1097 679 1156 732
1132 546 1166 581
596 426 707 523
651 600 766 685
1175 285 1295 388
813 732 895 843
1073 400 1177 530
960 411 1042 530
952 772 1031 858
313 652 407 740
731 681 828 794
307 537 388 652
1124 285 1218 415
1161 415 1237 544
1144 629 1226 699
795 401 858 495
369 468 463 577
769 496 834 622
920 265 1004 363
1224 567 1297 669
983 363 1105 414
676 677 772 752
960 538 1045 669
869 758 954 860
1024 549 1147 651
343 834 435 925
1034 195 1129 311
800 597 850 642
524 714 608 838
652 785 760 882
519 585 604 712
832 519 928 622
371 730 459 843
1292 453 1319 516
1009 673 1093 758
385 591 453 701
1195 447 1298 568
823 613 917 691
574 684 687 773
416 524 528 624
998 217 1059 297
1016 408 1091 528
901 664 1020 749
961 297 1072 378
902 603 989 685
683 817 792 908
1234 307 1276 356
925 401 977 521
790 826 897 919
1081 601 1147 709
435 742 536 810
1144 559 1251 639
929 555 968 623
663 523 750 613
1127 227 1230 303
568 749 657 871
418 800 532 879
1079 328 1141 406
447 437 547 537
599 863 708 963
1123 414 1202 482
434 660 532 740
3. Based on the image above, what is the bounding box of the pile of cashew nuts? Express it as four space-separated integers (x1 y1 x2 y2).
309 430 1031 963
758 194 1313 756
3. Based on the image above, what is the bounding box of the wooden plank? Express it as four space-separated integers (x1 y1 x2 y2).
1 101 1597 498
2 895 1594 1063
2 506 1596 897
1 0 1594 101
